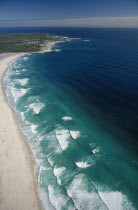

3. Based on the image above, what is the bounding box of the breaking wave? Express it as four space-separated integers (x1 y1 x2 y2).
3 31 137 210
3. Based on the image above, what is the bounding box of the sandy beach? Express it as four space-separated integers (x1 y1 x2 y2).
0 54 42 210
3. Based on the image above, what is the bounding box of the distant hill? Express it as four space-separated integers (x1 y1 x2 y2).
0 33 68 53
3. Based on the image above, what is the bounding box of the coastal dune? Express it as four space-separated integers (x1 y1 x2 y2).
0 54 41 210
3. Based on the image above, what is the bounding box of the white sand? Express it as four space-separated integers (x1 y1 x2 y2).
0 54 42 210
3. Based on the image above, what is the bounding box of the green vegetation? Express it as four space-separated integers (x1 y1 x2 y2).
0 33 68 53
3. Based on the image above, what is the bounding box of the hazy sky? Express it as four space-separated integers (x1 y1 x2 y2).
0 0 138 27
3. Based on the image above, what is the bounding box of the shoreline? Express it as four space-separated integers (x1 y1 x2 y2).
0 53 43 210
39 40 62 53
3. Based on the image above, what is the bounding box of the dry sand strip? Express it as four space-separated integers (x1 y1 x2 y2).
0 54 42 210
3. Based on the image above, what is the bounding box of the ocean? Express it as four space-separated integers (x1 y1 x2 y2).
2 27 138 210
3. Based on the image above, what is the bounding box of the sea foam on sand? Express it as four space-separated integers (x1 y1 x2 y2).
0 53 41 210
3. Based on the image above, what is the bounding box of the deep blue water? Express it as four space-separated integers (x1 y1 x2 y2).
3 27 138 210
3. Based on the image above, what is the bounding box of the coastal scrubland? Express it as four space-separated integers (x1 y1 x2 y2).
0 33 67 53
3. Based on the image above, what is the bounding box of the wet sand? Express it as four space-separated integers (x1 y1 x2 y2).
0 53 42 210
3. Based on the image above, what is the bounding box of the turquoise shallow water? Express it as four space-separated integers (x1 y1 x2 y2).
3 28 138 210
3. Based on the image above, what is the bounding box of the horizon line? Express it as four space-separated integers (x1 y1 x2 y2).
0 16 138 27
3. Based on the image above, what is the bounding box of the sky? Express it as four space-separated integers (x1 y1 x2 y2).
0 0 138 27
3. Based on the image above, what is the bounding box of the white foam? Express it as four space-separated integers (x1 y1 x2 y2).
56 36 69 39
48 185 69 210
38 135 47 142
53 166 66 177
92 147 100 154
70 130 80 139
11 87 29 102
67 173 108 210
31 124 37 134
98 191 135 210
38 166 43 185
56 129 70 150
22 89 29 94
70 38 82 40
62 116 72 121
54 49 61 52
75 161 91 168
15 70 20 73
67 173 135 210
23 57 29 61
53 166 66 185
20 112 25 121
47 157 54 167
38 188 52 210
45 42 56 52
18 78 29 86
29 102 45 114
